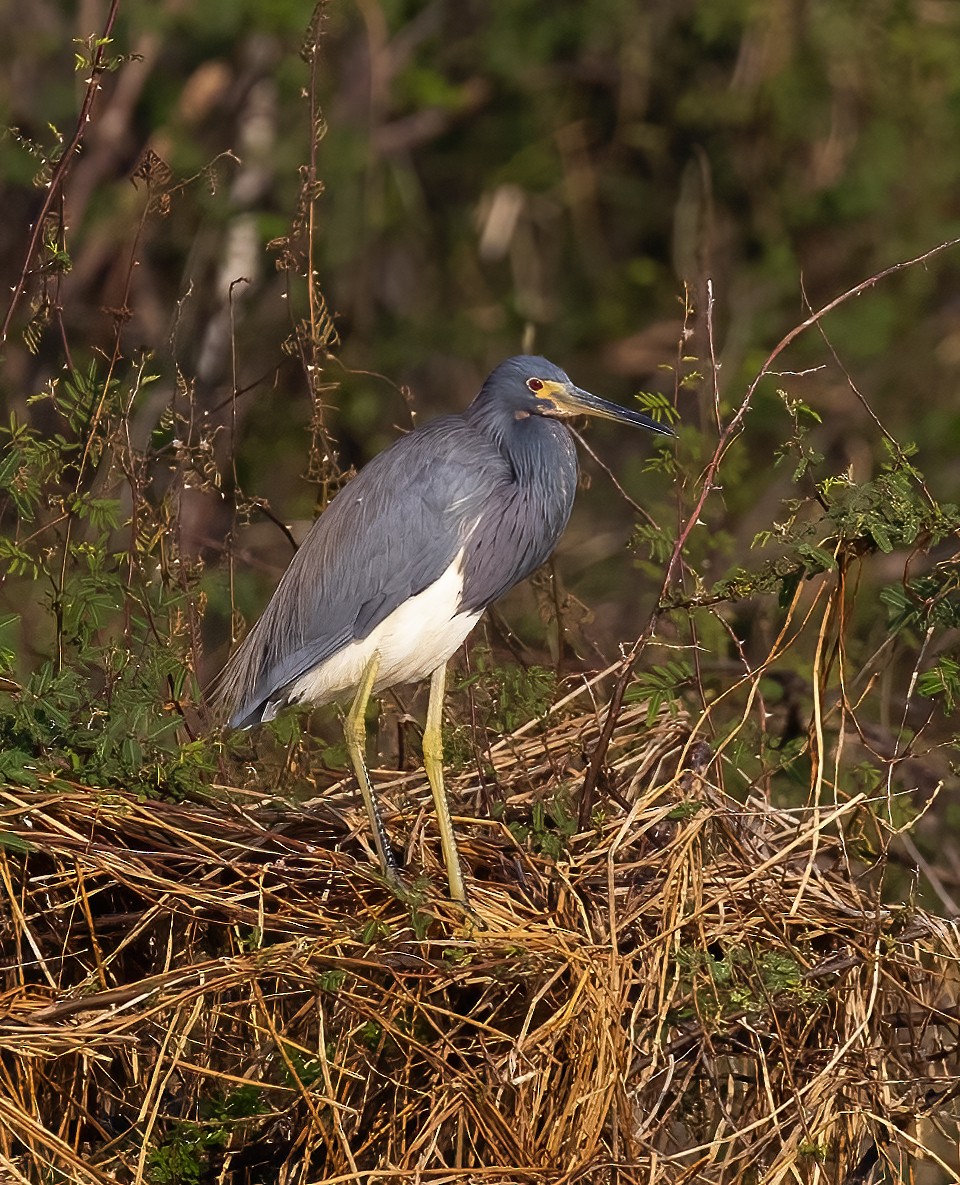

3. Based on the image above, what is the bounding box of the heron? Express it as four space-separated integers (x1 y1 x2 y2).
215 355 674 902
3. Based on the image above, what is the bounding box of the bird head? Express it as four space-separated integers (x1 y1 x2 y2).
477 355 676 437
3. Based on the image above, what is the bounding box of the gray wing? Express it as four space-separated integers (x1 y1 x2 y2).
216 417 511 728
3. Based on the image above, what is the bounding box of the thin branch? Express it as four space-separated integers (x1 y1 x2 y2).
1 0 123 344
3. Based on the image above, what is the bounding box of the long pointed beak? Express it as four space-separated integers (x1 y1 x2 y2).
557 384 676 436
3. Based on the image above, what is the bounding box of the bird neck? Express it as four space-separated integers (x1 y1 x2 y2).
466 400 577 490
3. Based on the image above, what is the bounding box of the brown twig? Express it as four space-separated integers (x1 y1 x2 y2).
0 0 124 345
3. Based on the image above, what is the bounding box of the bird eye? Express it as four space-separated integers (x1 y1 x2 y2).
526 378 543 392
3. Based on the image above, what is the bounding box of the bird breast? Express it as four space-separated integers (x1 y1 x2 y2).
283 551 482 708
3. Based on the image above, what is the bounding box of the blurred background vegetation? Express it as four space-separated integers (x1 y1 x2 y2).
0 0 958 819
3 4 960 1178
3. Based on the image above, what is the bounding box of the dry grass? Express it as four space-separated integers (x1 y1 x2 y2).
2 673 959 1185
2 9 959 1182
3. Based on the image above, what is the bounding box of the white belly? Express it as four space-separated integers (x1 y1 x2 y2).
285 556 481 708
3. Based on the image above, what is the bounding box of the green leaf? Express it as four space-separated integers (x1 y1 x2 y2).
917 657 960 713
0 831 35 853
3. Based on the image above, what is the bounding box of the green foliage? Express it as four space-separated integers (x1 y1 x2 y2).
652 333 959 907
881 563 960 636
774 396 823 482
449 652 556 761
673 943 823 1025
0 360 219 798
634 390 681 431
667 800 705 822
0 830 34 853
73 34 128 75
147 1087 267 1184
626 660 694 726
631 521 674 566
316 968 347 992
493 662 556 733
148 1137 205 1185
508 792 577 859
356 1020 383 1049
917 657 960 716
281 1046 328 1089
707 412 960 608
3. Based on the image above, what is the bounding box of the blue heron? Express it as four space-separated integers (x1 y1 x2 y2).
215 355 674 901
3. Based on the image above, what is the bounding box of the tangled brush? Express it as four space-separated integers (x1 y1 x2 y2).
2 675 959 1185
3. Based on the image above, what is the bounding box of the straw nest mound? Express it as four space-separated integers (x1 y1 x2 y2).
2 686 959 1184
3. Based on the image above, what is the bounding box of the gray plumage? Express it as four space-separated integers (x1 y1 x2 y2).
215 355 673 731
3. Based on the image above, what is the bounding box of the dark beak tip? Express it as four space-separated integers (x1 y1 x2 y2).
568 384 676 436
628 411 677 438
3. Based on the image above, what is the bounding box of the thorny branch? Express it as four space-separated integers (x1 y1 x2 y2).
581 235 960 808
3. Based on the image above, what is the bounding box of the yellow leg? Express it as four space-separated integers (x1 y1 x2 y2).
344 652 397 880
423 663 467 902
